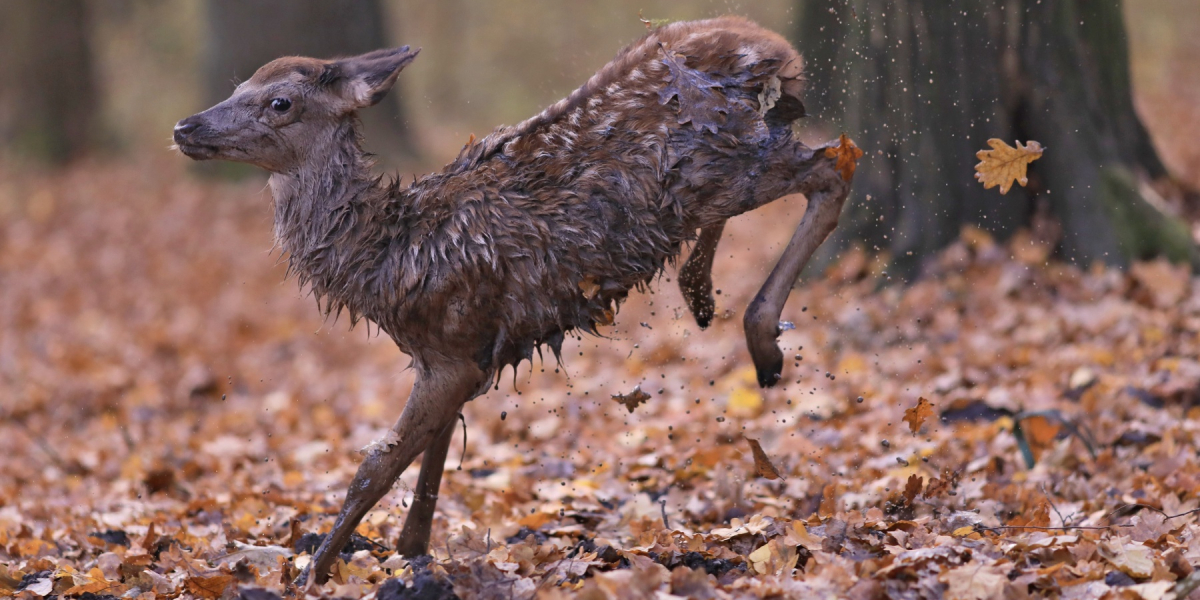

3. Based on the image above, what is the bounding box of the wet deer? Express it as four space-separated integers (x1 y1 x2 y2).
174 16 856 585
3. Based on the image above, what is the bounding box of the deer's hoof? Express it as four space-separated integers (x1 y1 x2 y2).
753 351 784 388
694 299 715 329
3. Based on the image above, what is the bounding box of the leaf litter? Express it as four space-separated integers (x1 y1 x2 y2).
4 160 1200 598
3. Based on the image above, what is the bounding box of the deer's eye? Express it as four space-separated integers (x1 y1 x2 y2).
269 98 292 112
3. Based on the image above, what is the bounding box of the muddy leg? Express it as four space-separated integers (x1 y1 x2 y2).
744 141 852 387
296 360 484 587
394 418 457 557
678 222 725 329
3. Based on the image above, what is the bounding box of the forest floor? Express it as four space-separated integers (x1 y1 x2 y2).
4 157 1200 600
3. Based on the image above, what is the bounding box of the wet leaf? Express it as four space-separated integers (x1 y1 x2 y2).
974 138 1044 194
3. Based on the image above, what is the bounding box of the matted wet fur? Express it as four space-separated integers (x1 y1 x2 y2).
275 17 807 379
175 16 855 585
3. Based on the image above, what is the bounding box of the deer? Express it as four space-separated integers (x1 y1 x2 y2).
174 16 857 586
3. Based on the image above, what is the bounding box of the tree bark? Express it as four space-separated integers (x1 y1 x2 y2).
793 0 1197 277
0 1 97 164
203 0 419 164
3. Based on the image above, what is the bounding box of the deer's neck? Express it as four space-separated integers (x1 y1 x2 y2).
267 120 401 321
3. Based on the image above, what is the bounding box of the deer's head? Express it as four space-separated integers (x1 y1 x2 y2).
173 46 419 173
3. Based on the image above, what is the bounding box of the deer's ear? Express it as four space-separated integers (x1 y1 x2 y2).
325 46 420 108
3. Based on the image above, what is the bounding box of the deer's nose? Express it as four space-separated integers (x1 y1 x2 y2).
173 119 201 140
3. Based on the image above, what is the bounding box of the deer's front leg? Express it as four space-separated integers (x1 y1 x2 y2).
744 140 853 387
395 417 457 557
296 360 483 588
679 222 725 329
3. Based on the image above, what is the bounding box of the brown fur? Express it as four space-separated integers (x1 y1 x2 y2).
272 17 809 381
174 17 854 585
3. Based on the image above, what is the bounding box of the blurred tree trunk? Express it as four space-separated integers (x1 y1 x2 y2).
795 0 1197 278
0 1 97 164
203 0 419 166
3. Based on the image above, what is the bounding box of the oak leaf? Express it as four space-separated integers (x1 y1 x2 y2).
903 474 924 503
611 386 650 413
903 397 935 434
974 139 1044 194
745 437 785 480
825 133 864 181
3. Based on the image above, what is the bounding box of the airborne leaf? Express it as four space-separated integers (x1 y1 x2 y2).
745 436 785 480
824 133 864 182
611 385 650 413
902 397 935 434
974 139 1044 194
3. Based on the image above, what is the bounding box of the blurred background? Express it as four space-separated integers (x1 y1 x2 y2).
1 0 1198 273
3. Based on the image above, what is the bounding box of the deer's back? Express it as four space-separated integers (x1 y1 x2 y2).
381 17 806 375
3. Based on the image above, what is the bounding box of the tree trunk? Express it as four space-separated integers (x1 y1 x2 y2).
794 0 1197 278
0 1 97 164
203 0 419 165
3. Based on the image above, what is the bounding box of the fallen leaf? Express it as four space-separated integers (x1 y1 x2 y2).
185 572 235 599
63 567 119 596
611 386 650 413
214 541 293 573
745 437 785 480
23 575 53 597
942 564 1008 600
903 397 935 434
1009 500 1051 528
748 538 798 575
974 138 1044 194
1099 537 1156 579
825 133 864 181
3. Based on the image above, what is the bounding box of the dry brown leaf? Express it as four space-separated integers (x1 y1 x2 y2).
903 474 924 503
747 538 799 575
745 436 785 480
825 132 865 181
1009 500 1051 528
184 572 235 599
1099 537 1156 579
63 567 120 596
903 397 935 434
942 564 1008 600
611 385 650 413
974 138 1044 194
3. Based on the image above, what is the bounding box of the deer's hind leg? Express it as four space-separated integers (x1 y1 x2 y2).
742 140 852 387
679 222 725 329
298 358 485 587
394 417 457 557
